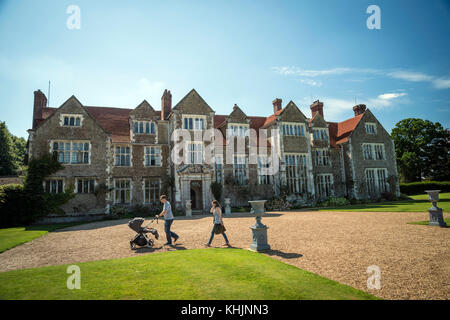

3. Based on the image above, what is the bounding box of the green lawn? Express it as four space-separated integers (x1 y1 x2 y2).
0 222 84 253
315 193 450 213
0 249 379 300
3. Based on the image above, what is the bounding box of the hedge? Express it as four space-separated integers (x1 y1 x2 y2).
0 184 32 227
400 181 450 195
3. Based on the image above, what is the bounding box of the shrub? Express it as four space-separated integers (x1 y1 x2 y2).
231 206 250 213
381 192 395 201
265 197 293 211
132 204 150 216
318 197 350 207
399 181 450 195
110 205 130 217
0 154 75 227
0 184 29 227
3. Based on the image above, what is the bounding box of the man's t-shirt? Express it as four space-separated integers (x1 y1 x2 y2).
163 201 174 220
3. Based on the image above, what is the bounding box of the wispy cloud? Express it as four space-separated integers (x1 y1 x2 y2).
432 78 450 89
296 91 408 121
272 66 378 77
387 71 433 82
377 92 407 100
272 66 450 90
298 78 322 87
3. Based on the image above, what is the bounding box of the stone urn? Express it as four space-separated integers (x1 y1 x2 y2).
224 198 231 215
185 200 192 217
425 190 446 227
248 200 270 252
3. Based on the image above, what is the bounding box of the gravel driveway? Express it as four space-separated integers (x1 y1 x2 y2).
0 210 448 300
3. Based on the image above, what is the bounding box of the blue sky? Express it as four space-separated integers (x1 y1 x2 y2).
0 0 449 138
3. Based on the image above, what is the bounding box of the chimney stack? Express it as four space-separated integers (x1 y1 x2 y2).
272 98 282 113
310 100 324 119
161 89 172 120
32 90 47 129
353 104 366 116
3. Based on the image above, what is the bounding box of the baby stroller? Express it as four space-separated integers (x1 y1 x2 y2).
128 217 159 249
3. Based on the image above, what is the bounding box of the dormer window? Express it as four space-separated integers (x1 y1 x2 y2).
183 115 205 130
365 123 376 134
228 124 249 137
61 114 83 127
312 128 328 141
133 121 156 134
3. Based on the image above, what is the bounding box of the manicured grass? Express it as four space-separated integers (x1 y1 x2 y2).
315 193 450 213
0 249 379 300
0 222 84 253
408 217 450 226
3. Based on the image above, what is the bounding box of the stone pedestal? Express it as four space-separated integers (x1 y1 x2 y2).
248 200 270 252
224 198 231 215
426 190 446 227
185 200 192 217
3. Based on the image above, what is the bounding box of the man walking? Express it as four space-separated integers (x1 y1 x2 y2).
157 195 179 246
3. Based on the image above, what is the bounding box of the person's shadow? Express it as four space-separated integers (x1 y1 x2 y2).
265 250 303 260
133 243 187 253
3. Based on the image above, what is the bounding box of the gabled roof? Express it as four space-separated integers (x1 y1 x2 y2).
34 90 367 147
172 88 214 113
331 113 364 146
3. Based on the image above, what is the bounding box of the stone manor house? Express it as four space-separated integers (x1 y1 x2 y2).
28 88 400 215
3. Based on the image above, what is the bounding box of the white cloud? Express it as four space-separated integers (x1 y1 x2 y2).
387 71 433 82
297 96 356 121
272 66 450 90
432 78 450 89
272 66 375 77
377 92 407 100
299 78 322 87
296 91 408 121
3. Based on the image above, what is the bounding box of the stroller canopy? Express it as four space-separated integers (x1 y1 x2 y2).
128 217 145 233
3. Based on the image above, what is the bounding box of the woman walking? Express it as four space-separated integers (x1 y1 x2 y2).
206 200 230 247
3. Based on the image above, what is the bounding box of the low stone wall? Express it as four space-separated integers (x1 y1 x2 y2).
35 213 108 225
0 176 24 185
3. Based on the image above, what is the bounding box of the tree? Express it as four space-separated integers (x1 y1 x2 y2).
11 135 27 172
1 153 74 227
0 122 27 176
391 118 450 182
0 122 16 175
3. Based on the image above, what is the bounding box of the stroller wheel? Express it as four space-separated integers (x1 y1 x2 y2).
147 239 154 248
130 242 136 250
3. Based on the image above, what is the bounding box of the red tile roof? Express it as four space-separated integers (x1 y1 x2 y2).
84 106 132 142
334 113 364 145
36 103 364 147
263 108 283 127
214 115 227 128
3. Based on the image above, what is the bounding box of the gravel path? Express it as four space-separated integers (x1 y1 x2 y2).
0 211 449 300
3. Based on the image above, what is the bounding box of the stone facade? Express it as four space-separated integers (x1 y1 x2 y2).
28 89 400 215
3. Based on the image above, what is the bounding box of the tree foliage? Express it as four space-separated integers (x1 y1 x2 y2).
0 121 27 175
391 118 449 182
0 153 74 227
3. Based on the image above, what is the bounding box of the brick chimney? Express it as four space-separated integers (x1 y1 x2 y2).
161 89 172 120
353 104 366 116
310 100 324 119
272 98 282 114
32 90 47 129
